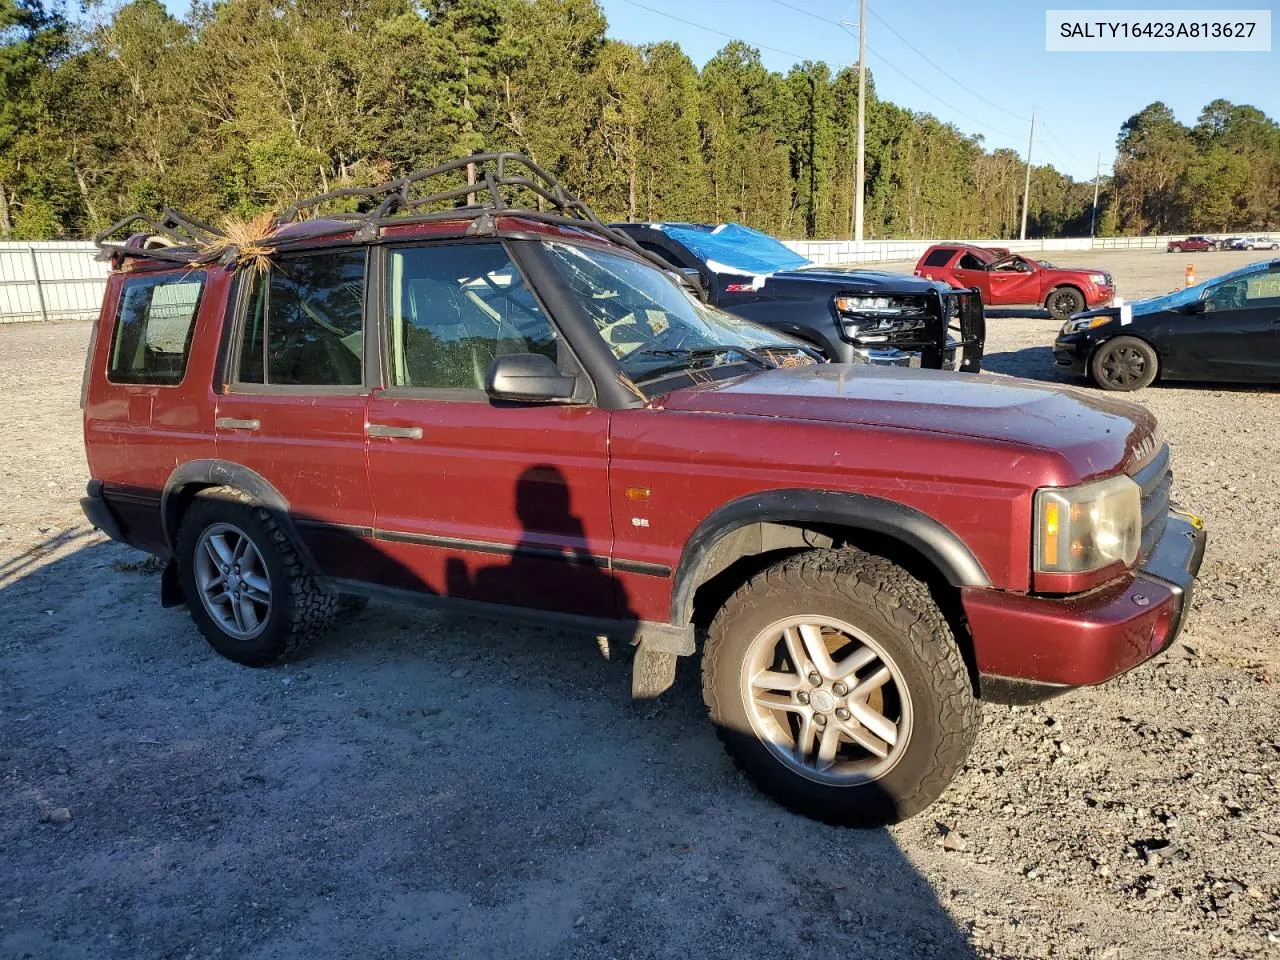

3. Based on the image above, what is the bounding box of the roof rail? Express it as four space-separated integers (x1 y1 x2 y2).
92 152 662 269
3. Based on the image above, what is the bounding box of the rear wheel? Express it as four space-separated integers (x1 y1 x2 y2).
1046 286 1085 320
1169 245 1182 254
701 549 978 827
177 489 337 665
1089 335 1159 392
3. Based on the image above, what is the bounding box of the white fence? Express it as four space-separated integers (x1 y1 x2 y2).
780 233 1277 266
2 233 1277 324
0 242 108 323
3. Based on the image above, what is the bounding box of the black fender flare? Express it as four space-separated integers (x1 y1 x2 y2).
669 488 990 626
160 460 319 572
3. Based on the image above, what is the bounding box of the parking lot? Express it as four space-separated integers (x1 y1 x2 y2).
1 247 1277 959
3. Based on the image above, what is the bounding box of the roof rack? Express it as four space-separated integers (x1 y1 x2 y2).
93 153 662 269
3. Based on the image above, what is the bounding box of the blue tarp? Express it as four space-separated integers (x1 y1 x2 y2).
656 223 811 276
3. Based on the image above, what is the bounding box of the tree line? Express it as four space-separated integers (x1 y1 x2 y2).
1 0 1277 242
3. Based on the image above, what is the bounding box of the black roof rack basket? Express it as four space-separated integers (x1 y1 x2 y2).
93 153 660 268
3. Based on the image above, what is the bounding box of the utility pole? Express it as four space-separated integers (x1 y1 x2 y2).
1019 107 1035 241
841 3 867 241
855 0 866 241
1090 154 1101 237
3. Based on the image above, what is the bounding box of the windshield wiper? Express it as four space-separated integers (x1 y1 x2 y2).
635 345 774 366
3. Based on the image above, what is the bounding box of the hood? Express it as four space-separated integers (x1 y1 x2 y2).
786 266 951 293
658 363 1158 480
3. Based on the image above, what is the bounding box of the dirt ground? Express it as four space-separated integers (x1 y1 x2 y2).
2 248 1278 960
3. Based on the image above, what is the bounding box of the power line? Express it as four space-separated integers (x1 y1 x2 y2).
614 0 1025 147
863 6 1031 124
613 0 821 64
758 0 1031 125
861 43 1024 144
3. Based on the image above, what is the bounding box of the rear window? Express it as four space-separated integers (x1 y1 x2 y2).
107 273 205 385
922 248 954 268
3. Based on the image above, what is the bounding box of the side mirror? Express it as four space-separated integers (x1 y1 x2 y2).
485 353 579 403
1187 298 1208 314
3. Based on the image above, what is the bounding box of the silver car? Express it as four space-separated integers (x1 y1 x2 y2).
1234 236 1280 251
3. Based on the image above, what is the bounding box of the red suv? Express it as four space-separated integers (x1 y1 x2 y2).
915 243 1115 320
81 154 1205 826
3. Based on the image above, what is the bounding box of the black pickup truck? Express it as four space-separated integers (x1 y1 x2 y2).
613 222 985 372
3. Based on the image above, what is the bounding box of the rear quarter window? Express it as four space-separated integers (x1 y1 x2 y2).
922 248 954 268
107 273 205 385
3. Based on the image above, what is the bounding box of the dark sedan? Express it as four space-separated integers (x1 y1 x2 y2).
1054 259 1280 391
614 222 985 371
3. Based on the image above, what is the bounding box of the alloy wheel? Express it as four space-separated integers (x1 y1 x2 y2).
1099 344 1148 388
194 522 272 640
741 615 913 786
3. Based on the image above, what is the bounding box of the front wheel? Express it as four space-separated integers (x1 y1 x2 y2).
1089 335 1159 391
701 549 978 827
1046 286 1085 320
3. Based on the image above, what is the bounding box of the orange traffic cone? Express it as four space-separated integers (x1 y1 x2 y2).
1186 263 1195 287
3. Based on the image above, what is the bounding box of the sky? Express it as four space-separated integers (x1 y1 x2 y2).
599 0 1280 182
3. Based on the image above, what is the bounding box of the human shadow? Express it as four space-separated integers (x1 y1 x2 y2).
0 498 984 958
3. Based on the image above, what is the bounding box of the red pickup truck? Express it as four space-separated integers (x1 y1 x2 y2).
1167 236 1218 253
915 244 1115 320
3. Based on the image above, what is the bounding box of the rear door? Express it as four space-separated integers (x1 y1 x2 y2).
215 248 376 580
950 251 991 300
362 240 616 616
84 267 220 554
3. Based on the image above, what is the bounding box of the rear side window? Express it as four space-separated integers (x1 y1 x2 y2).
922 248 953 268
107 273 205 385
236 250 366 387
957 252 987 270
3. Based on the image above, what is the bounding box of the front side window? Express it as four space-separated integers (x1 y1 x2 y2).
538 241 802 385
385 242 559 391
107 273 205 385
1203 266 1280 313
237 250 366 387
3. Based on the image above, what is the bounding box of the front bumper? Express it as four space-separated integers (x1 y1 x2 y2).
962 511 1206 694
1053 331 1092 373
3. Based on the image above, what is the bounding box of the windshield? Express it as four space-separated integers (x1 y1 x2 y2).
657 223 811 275
539 241 807 384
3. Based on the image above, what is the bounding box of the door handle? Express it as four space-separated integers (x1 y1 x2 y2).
215 417 260 431
366 423 423 440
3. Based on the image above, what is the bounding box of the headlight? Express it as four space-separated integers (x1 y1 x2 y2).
1061 315 1112 335
1034 474 1140 574
834 295 926 317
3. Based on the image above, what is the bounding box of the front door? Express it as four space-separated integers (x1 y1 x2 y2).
363 240 616 617
215 248 376 581
1160 265 1280 382
984 257 1042 306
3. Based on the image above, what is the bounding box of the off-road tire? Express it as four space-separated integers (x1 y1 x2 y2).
176 488 337 665
1046 286 1086 320
701 549 979 827
1089 335 1159 392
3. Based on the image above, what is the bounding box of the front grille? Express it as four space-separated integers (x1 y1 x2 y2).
1132 443 1172 559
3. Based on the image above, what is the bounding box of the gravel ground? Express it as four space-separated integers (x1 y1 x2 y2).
2 249 1278 960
